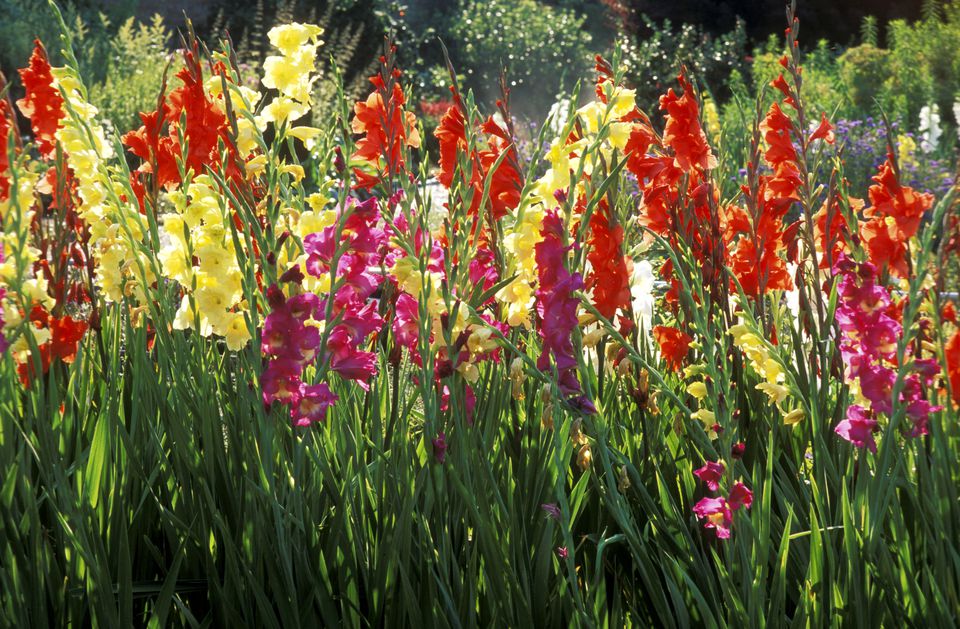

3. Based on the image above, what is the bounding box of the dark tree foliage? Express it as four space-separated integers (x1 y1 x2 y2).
602 0 922 44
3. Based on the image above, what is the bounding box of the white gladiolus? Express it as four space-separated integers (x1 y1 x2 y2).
919 104 941 153
631 260 656 334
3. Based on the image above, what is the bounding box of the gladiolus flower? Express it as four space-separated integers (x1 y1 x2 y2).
693 460 725 491
947 330 960 405
16 41 63 159
653 325 692 372
835 405 878 453
535 208 593 411
692 497 732 539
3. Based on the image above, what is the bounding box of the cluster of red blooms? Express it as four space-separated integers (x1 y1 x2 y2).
434 90 523 221
1 42 92 384
621 67 716 370
727 57 831 297
585 202 632 323
123 44 241 201
351 46 421 191
859 156 934 279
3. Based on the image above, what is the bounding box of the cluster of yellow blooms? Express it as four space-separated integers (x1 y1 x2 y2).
159 175 251 351
258 23 324 128
0 167 54 356
53 66 153 303
497 205 544 327
729 324 803 425
684 364 720 439
496 83 636 328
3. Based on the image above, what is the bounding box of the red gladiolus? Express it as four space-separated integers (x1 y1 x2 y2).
16 41 63 160
653 325 692 373
946 330 960 405
435 102 467 190
351 63 421 189
659 72 717 173
860 156 934 278
433 97 522 220
123 50 232 191
586 206 631 320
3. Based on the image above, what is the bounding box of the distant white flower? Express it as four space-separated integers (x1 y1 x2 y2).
954 102 960 140
631 260 655 334
547 96 570 137
919 104 941 153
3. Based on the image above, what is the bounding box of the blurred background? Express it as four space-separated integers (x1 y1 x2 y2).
1 0 954 197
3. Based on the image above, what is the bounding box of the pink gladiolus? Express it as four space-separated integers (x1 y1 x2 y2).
692 497 733 539
834 405 879 453
535 208 594 413
292 383 338 426
833 255 939 444
541 503 561 520
693 461 725 491
432 431 447 464
262 358 303 406
727 482 754 511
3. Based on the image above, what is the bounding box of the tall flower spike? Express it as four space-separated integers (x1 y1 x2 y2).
535 208 594 413
16 40 63 160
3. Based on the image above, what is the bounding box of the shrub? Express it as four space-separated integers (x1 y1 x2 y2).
838 44 892 116
447 0 592 115
87 15 171 133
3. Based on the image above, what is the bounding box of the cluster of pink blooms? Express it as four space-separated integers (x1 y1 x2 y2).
833 255 940 452
692 460 754 539
261 288 338 426
303 197 386 386
0 250 6 354
261 197 386 426
536 209 595 414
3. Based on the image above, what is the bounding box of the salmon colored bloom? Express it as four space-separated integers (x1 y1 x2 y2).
860 156 934 279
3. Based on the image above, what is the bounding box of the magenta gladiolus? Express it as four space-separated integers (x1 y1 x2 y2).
692 497 733 539
535 208 594 413
693 461 725 491
834 405 879 453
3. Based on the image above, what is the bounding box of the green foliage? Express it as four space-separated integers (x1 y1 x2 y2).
885 6 960 133
838 44 892 115
87 16 171 133
616 15 748 111
447 0 593 114
750 38 844 117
